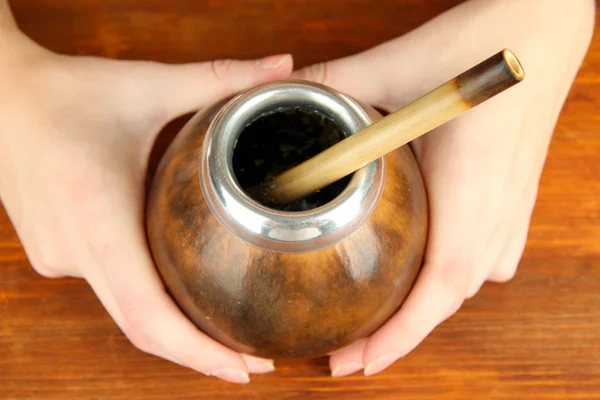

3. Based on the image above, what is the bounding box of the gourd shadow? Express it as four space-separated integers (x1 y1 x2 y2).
146 113 195 194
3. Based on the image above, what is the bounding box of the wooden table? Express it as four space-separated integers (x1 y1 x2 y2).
1 1 599 399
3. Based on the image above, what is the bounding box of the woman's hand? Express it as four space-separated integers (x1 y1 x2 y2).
293 0 595 377
0 30 293 383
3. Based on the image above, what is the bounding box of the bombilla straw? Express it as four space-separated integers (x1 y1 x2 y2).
256 48 525 207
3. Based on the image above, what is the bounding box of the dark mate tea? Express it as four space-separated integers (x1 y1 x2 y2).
232 108 351 211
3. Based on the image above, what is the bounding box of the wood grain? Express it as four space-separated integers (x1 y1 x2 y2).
1 1 600 399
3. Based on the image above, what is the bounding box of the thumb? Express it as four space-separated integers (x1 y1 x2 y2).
291 36 451 113
149 54 293 121
292 48 397 111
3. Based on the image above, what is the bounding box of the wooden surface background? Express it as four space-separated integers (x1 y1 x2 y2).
1 1 599 399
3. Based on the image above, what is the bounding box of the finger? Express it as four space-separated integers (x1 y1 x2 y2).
362 258 478 376
16 214 82 279
488 225 528 283
81 258 126 329
100 236 251 384
484 123 545 284
361 134 488 376
291 48 396 110
75 181 251 384
478 197 532 285
291 32 454 112
85 265 207 369
488 193 536 283
146 54 293 121
102 245 250 383
329 338 367 378
241 354 275 375
72 224 178 366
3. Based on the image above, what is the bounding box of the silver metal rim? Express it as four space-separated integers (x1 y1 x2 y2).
200 80 384 253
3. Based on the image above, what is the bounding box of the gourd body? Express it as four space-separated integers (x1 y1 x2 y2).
146 81 428 359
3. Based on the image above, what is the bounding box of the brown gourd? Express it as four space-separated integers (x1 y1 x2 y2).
145 49 524 359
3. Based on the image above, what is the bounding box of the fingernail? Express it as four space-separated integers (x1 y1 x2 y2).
331 361 363 378
364 354 399 376
256 54 289 70
247 360 275 374
211 368 250 384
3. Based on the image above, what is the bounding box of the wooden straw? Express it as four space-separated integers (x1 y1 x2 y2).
256 48 525 207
